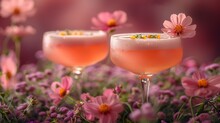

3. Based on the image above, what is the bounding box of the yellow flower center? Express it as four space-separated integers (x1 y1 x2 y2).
6 71 12 80
107 19 117 27
59 88 67 97
98 104 110 114
174 25 183 34
59 30 84 36
198 79 208 88
13 8 21 15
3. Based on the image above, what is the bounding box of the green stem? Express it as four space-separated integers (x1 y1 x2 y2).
14 38 21 66
177 103 185 120
189 97 195 122
2 37 10 54
123 102 133 112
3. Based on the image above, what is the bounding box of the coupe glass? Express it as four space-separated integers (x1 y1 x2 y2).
43 30 108 79
110 33 183 103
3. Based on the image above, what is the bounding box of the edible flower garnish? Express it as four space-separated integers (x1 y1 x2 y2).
130 34 160 39
59 30 84 36
147 35 160 39
161 13 196 38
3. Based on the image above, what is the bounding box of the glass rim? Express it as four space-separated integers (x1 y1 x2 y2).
43 30 107 39
111 32 181 40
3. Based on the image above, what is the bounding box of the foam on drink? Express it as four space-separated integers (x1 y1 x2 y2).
111 33 181 50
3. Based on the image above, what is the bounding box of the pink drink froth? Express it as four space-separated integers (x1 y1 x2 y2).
43 31 108 67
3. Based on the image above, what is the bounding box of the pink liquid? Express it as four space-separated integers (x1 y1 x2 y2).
111 48 183 74
43 31 108 67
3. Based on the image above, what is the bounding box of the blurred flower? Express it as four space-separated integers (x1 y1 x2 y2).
0 0 35 23
182 57 198 68
181 71 220 98
113 85 122 94
129 109 141 121
49 76 73 104
4 25 35 37
203 63 220 71
92 10 127 32
162 13 197 38
130 103 155 122
0 51 17 90
16 103 28 111
83 94 123 123
80 93 94 102
103 88 114 97
149 84 160 96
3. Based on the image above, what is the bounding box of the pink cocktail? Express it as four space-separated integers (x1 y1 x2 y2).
43 30 108 78
110 33 183 102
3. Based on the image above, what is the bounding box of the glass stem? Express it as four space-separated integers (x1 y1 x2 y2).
72 67 84 96
140 74 152 103
73 67 83 80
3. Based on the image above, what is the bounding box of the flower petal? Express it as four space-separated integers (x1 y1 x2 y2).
95 96 104 105
163 20 174 28
185 24 197 30
92 17 105 27
83 102 99 115
184 89 196 97
178 13 186 24
208 75 220 87
113 10 127 24
182 16 193 26
181 77 198 89
51 82 62 93
111 103 124 113
170 14 178 25
192 72 206 80
98 12 113 24
99 114 112 123
181 30 196 38
61 76 72 90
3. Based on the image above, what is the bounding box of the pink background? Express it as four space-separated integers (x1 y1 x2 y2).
0 0 220 64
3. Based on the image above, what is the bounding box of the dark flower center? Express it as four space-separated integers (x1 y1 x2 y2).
6 71 12 80
13 8 21 15
107 19 117 27
174 25 183 34
59 88 67 97
198 79 208 88
98 103 110 114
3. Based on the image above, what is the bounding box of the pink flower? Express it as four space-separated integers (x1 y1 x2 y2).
103 89 114 97
129 103 155 122
4 25 35 37
181 71 220 98
161 13 197 38
49 76 73 104
92 10 127 32
0 51 17 90
203 63 220 71
80 93 94 102
0 0 35 23
83 94 124 123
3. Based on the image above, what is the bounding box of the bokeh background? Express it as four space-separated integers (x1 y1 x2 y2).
0 0 220 65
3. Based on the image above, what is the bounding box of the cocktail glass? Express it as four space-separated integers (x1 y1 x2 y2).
43 30 108 79
110 33 182 103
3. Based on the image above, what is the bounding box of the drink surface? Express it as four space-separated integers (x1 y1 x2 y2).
110 33 183 74
43 30 108 67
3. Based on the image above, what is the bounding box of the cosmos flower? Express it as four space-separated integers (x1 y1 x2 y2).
181 71 220 98
83 94 123 123
0 51 17 90
49 76 73 104
161 13 196 38
92 10 127 32
0 0 35 23
4 25 35 37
